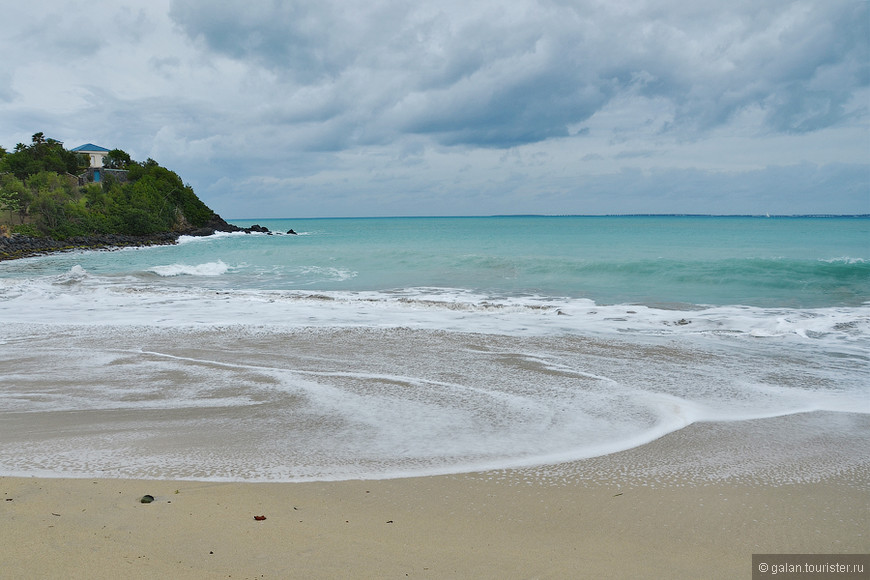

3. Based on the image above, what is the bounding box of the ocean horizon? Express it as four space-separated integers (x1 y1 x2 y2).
229 213 870 219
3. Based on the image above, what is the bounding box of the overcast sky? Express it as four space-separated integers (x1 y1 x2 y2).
1 1 867 217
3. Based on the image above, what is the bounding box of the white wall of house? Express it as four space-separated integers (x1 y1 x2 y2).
88 152 106 168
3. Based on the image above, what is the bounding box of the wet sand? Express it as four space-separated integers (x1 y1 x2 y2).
2 418 868 579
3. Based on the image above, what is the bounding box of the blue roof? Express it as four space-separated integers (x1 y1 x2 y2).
71 143 110 152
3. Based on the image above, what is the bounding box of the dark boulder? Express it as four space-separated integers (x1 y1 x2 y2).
201 213 242 233
186 227 216 237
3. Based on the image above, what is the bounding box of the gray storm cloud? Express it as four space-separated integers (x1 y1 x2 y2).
168 0 868 147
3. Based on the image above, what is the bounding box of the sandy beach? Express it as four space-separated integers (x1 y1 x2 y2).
3 417 867 580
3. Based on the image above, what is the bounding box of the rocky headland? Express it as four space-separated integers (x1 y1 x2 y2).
0 214 273 262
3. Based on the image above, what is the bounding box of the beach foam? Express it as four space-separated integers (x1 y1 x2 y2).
0 318 865 482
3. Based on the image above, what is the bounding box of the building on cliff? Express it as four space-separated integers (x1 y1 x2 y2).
71 144 127 186
71 144 110 169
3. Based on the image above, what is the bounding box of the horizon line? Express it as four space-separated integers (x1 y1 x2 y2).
227 213 870 220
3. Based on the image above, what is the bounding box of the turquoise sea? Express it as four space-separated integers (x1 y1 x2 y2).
0 216 868 482
227 216 869 308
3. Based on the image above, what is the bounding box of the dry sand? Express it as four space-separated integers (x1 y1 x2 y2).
2 420 868 580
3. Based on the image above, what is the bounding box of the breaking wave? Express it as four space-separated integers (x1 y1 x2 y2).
148 260 232 277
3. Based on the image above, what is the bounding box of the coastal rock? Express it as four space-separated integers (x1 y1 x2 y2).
0 213 282 262
185 227 216 237
0 232 176 261
201 213 242 233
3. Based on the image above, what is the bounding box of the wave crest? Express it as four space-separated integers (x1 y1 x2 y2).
149 260 231 277
820 256 866 264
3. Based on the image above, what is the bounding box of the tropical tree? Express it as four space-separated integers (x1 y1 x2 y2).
0 185 20 219
0 133 80 178
104 148 132 169
0 174 30 224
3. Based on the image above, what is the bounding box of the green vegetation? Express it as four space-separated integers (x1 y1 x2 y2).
0 132 215 239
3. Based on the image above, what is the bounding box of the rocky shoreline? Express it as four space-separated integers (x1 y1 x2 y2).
0 214 273 262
